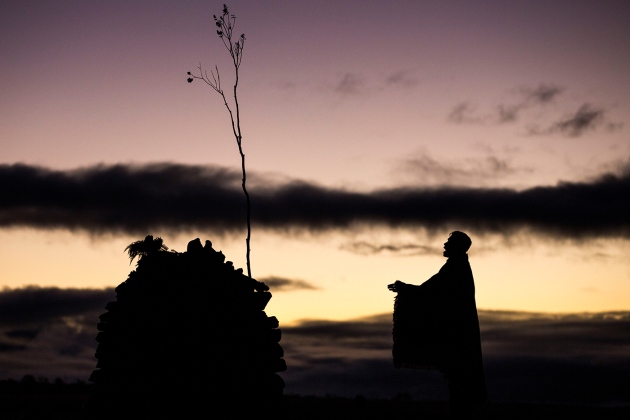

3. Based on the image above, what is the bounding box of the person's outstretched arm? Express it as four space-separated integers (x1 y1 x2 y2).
387 280 418 293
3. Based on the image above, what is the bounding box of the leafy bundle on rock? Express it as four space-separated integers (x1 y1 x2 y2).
84 236 286 418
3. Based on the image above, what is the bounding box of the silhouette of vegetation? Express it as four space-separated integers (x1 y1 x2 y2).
187 4 252 278
123 235 168 264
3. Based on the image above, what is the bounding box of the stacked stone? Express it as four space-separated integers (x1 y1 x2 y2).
85 238 286 418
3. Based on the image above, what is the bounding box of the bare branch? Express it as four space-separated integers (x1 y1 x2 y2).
187 4 252 278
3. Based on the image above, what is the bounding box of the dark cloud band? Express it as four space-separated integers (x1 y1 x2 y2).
1 162 629 239
0 286 114 326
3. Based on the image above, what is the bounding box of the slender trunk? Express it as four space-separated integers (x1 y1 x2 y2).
233 61 251 278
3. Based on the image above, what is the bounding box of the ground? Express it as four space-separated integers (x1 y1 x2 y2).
1 382 628 420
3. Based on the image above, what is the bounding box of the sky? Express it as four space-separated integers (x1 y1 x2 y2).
1 0 630 405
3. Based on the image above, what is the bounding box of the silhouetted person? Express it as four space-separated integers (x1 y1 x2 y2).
388 231 487 418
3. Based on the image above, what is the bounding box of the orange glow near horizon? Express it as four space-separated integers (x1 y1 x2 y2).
1 228 628 326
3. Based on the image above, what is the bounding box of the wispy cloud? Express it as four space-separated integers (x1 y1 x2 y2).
529 104 605 137
328 69 419 96
259 276 319 291
447 84 618 137
447 102 486 124
334 73 365 95
495 84 564 123
340 241 435 256
385 69 419 88
496 103 521 123
522 84 564 105
398 154 525 186
496 84 564 124
2 162 630 239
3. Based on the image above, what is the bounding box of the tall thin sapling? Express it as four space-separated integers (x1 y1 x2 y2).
187 4 252 278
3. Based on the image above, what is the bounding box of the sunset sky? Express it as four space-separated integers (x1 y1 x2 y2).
1 0 629 404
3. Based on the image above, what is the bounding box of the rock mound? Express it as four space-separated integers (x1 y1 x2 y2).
84 236 286 418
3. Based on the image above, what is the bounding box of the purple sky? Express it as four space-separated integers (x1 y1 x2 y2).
3 0 628 188
1 0 630 405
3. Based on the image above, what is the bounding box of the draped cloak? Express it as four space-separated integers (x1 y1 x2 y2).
392 254 486 396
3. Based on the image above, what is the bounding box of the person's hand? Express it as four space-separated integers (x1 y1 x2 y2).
387 280 406 293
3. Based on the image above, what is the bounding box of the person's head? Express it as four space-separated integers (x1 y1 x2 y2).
443 231 472 257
